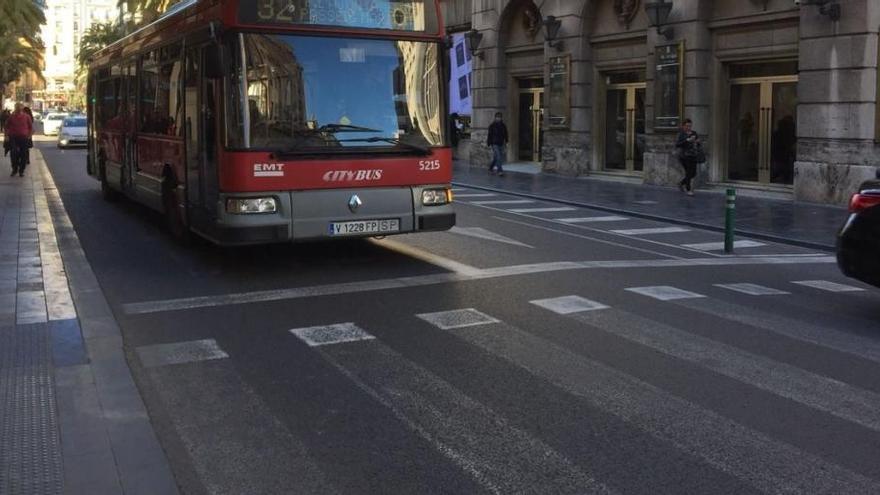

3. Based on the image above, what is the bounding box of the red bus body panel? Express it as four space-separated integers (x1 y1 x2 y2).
219 148 452 192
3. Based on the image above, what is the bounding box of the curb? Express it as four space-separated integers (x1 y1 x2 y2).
36 151 180 494
452 181 836 253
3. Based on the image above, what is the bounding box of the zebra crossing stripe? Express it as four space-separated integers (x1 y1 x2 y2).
444 319 880 494
611 227 690 235
556 216 629 223
508 207 578 213
625 286 705 301
416 309 500 329
470 200 536 205
714 283 789 296
793 280 865 292
136 339 229 368
676 297 880 364
306 330 612 494
683 240 766 251
290 322 376 347
576 308 880 433
530 296 609 315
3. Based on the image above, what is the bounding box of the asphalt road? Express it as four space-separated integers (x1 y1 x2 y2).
40 141 880 495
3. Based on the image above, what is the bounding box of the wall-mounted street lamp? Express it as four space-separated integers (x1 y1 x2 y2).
644 0 674 41
543 16 562 50
464 29 484 59
798 0 841 22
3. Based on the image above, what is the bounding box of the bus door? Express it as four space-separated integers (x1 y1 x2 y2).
123 63 138 193
184 46 219 227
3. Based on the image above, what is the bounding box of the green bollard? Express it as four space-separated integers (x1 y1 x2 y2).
724 188 736 254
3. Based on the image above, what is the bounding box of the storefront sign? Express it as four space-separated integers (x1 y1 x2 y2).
654 42 684 130
548 55 570 129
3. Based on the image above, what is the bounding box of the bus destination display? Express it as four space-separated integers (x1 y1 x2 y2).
240 0 430 31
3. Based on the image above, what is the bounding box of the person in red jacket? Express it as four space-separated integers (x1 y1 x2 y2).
5 103 33 177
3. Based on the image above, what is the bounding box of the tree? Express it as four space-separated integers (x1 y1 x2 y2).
0 0 46 96
72 21 125 108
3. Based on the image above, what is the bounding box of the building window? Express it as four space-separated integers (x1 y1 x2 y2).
52 45 57 56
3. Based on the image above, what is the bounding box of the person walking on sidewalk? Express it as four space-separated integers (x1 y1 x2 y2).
6 103 34 177
487 112 508 177
675 118 702 196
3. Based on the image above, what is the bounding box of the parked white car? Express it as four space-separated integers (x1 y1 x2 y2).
57 117 87 148
42 112 69 136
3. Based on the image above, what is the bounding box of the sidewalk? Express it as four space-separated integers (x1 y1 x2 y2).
0 149 177 494
453 162 847 251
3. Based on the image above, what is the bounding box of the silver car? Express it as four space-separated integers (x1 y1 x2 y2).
57 117 87 148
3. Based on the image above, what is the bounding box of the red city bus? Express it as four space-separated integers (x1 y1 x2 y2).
87 0 454 245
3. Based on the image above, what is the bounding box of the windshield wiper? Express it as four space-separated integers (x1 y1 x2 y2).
336 136 431 155
312 123 382 134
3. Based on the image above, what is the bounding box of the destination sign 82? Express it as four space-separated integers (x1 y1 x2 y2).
239 0 430 31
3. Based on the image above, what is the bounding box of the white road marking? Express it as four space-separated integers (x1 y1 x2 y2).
148 358 334 493
633 200 658 205
677 298 880 364
416 308 500 330
290 322 376 347
375 238 483 276
470 200 536 205
682 240 766 251
507 207 578 213
136 339 229 368
453 193 497 198
625 286 705 301
122 256 837 315
448 226 534 248
556 216 629 223
576 308 880 433
530 295 609 315
310 333 612 494
445 319 880 494
714 283 789 296
611 227 690 235
793 280 865 292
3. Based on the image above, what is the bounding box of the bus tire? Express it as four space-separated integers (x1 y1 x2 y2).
162 177 190 244
100 163 120 202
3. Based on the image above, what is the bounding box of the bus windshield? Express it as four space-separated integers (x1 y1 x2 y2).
227 34 445 153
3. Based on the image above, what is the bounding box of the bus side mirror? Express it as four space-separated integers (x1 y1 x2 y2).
204 45 225 79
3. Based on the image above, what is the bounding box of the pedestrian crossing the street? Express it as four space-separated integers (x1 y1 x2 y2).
137 276 880 494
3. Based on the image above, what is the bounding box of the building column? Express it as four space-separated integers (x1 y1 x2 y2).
643 0 711 188
795 0 880 204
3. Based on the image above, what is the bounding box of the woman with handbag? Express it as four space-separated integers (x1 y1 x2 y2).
675 118 703 196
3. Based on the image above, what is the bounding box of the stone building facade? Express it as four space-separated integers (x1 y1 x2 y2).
443 0 880 205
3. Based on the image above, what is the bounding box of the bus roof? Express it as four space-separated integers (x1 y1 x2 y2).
90 0 445 69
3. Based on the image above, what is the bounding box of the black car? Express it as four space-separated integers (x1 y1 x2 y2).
837 173 880 287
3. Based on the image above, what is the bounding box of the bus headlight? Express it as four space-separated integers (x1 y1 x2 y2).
422 188 452 206
226 197 277 214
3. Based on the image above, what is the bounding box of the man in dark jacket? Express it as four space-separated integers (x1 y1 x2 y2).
486 112 508 176
675 118 699 196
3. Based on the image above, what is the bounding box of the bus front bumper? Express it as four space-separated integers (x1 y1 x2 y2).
203 186 455 246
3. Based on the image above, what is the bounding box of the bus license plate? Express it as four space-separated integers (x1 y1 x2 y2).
329 219 400 236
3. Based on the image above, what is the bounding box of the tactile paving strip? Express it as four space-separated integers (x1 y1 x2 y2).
0 324 62 495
